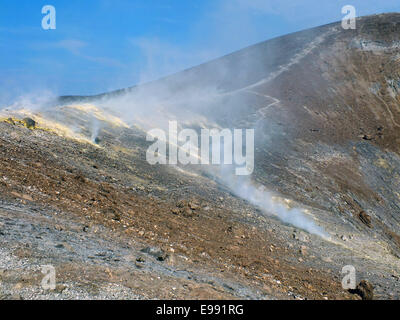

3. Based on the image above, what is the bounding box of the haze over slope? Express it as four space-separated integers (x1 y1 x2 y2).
1 13 400 299
59 13 400 255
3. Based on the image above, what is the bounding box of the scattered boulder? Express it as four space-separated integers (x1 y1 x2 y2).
361 134 373 141
112 212 121 221
299 245 308 256
5 118 15 125
74 174 87 184
292 230 309 242
171 208 180 215
183 207 195 217
22 118 35 129
56 284 67 293
102 207 121 221
359 211 372 228
135 256 146 268
140 247 168 262
177 200 187 208
188 201 199 210
172 199 200 217
350 280 374 300
376 126 384 138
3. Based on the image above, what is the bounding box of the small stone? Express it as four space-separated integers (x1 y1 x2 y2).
74 174 87 184
322 256 333 263
188 202 199 210
6 118 15 125
22 118 35 129
56 284 67 293
183 207 194 217
299 246 308 256
140 247 168 262
359 211 372 228
350 280 374 300
13 283 23 290
362 134 373 141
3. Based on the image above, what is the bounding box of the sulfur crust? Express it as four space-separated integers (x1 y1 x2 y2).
0 104 129 147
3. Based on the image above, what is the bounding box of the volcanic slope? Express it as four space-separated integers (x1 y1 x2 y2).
1 13 400 299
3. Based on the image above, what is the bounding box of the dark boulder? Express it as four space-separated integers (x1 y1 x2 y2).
359 211 372 228
22 118 36 129
350 280 374 300
140 246 168 262
6 118 15 125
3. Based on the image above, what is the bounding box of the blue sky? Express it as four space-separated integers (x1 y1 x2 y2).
0 0 399 105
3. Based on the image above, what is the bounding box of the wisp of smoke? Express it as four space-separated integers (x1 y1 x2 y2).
4 80 329 239
219 169 329 238
7 90 57 112
0 5 331 240
90 117 101 143
78 75 330 239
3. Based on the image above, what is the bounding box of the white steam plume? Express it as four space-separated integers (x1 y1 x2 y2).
0 0 332 238
220 171 329 238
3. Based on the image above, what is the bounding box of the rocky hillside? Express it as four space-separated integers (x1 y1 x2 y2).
1 13 400 299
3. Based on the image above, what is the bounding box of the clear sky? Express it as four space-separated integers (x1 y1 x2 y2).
0 0 399 105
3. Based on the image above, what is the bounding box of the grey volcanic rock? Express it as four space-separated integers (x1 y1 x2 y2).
351 280 374 300
78 13 400 261
22 118 35 129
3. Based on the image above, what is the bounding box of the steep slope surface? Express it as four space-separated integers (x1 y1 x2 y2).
1 13 400 299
